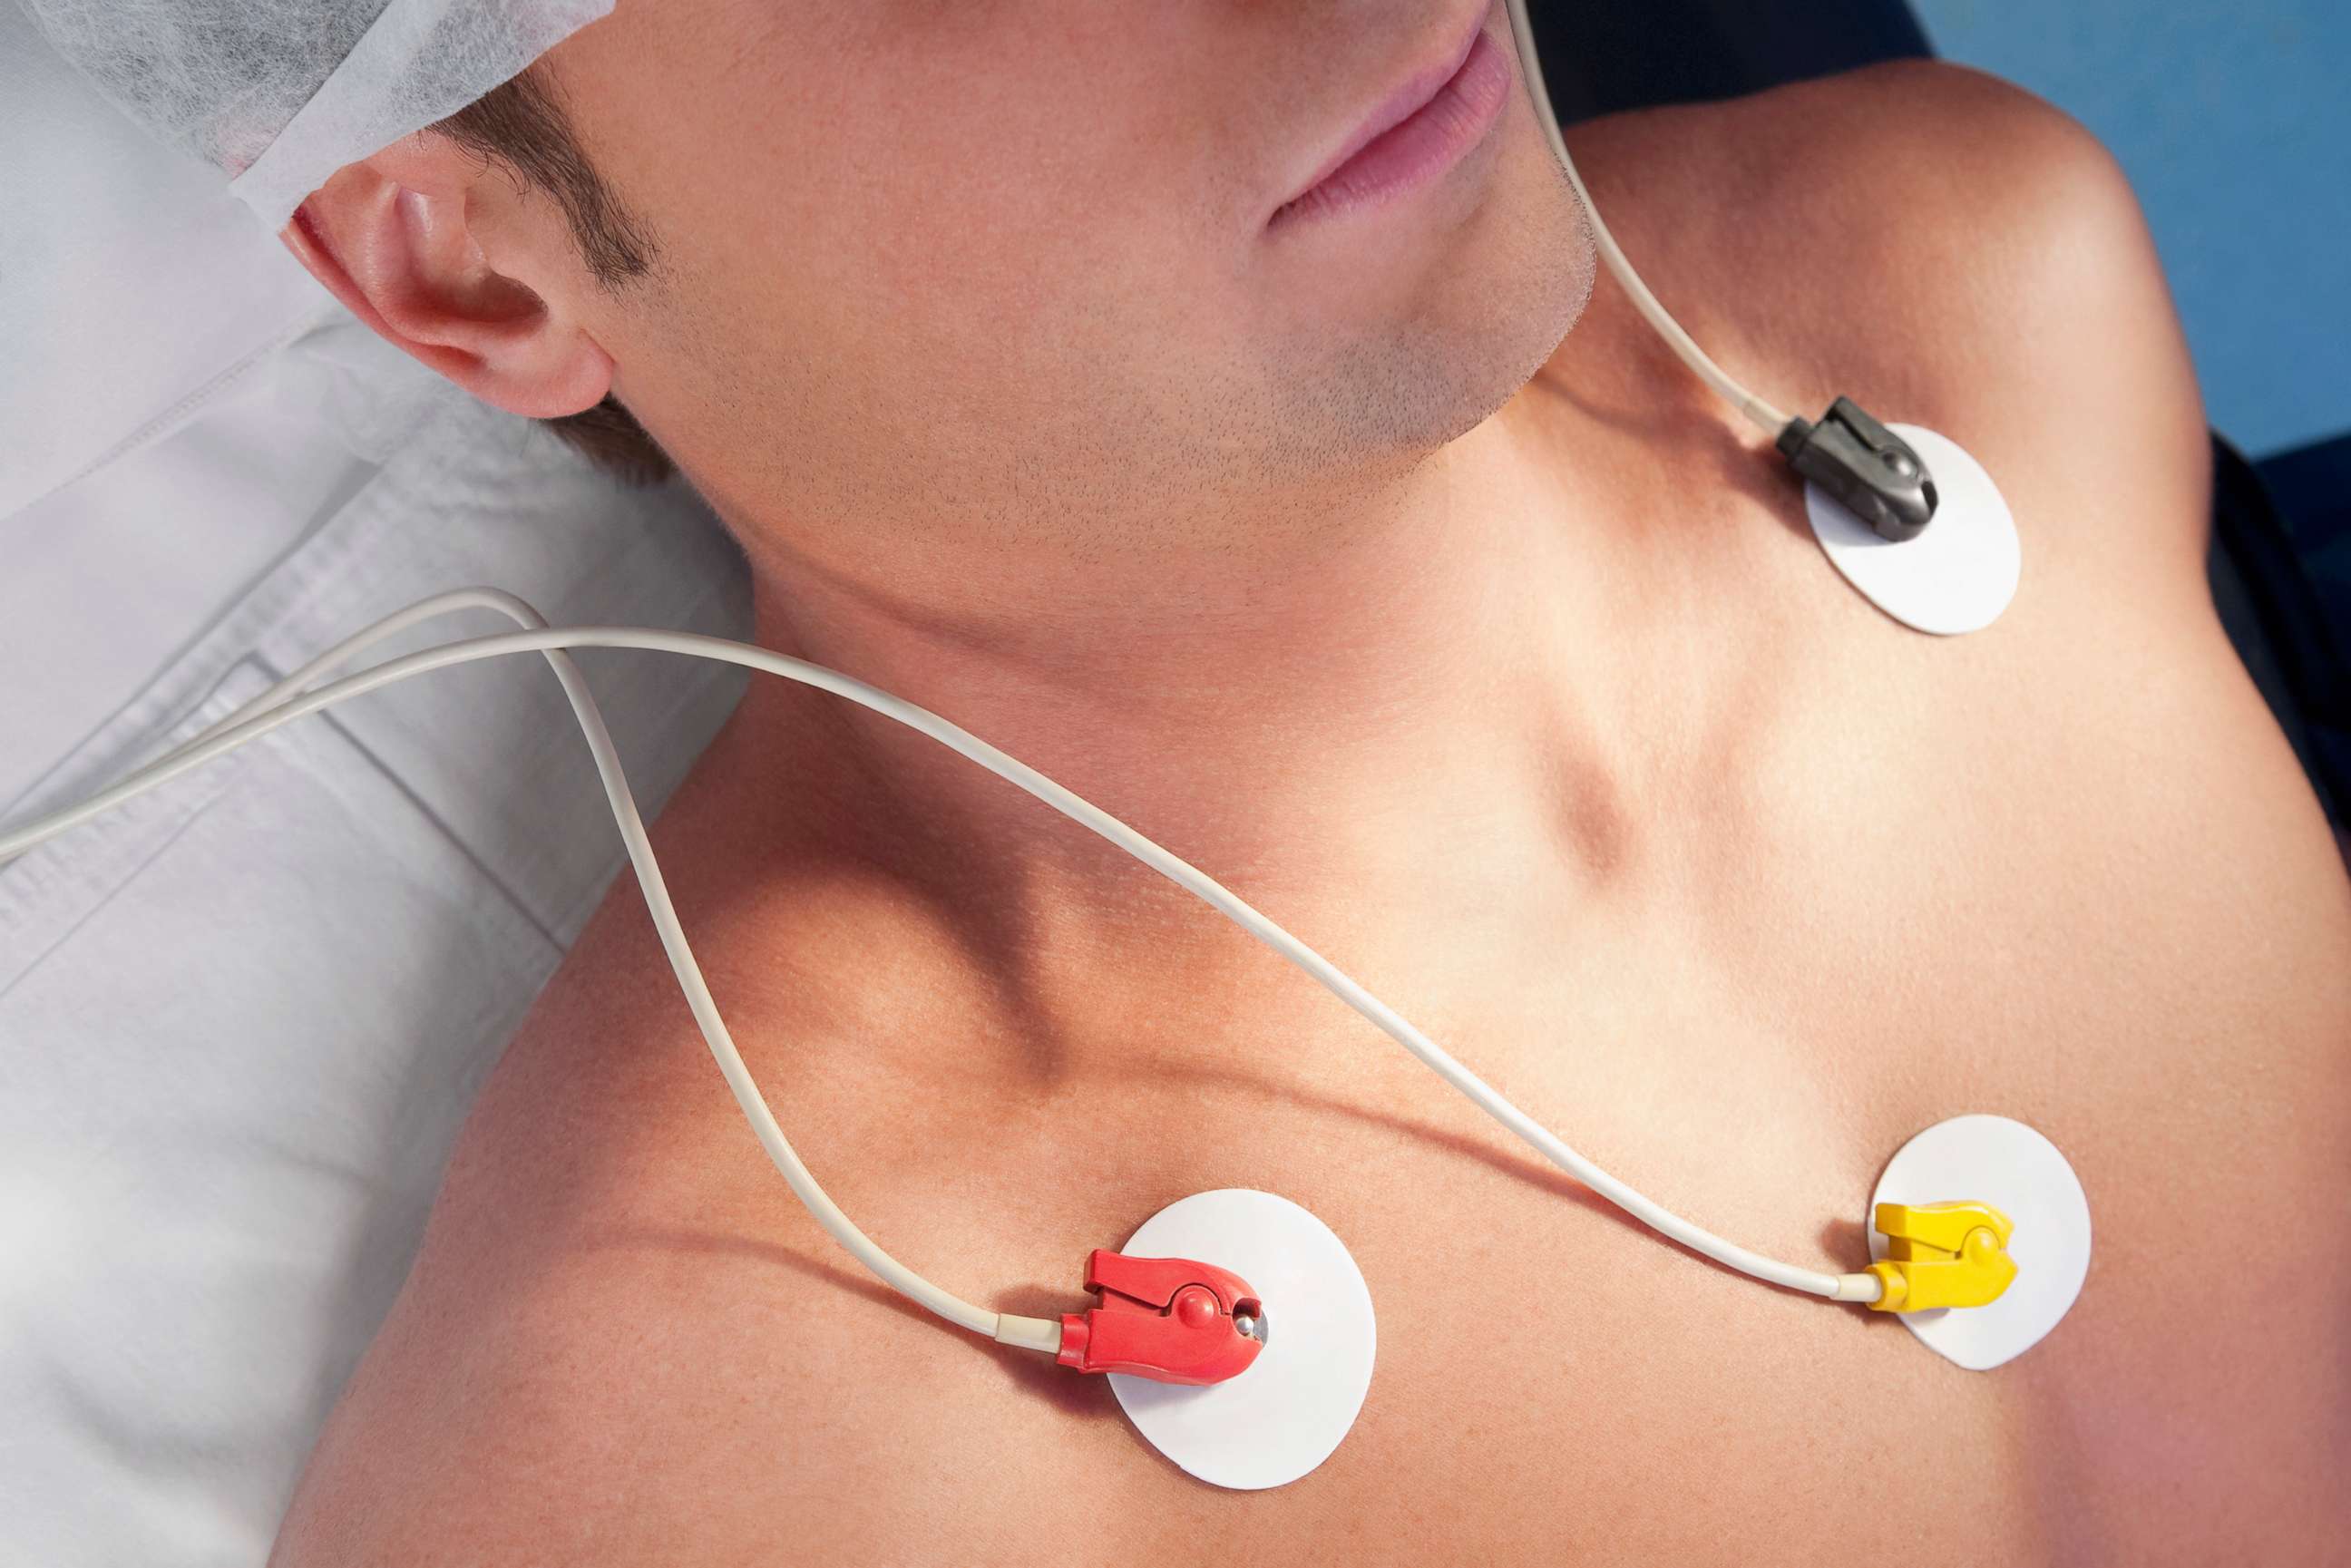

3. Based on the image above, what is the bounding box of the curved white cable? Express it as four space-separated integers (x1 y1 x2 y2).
0 610 1878 1307
24 591 1051 1352
136 589 571 779
1500 0 1790 436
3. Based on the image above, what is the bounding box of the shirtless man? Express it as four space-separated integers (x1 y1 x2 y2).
268 1 2351 1559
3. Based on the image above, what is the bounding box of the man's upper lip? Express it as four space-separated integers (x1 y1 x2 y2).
1274 7 1492 213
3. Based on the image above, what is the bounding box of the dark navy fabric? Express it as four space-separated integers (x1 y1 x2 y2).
1524 0 1929 123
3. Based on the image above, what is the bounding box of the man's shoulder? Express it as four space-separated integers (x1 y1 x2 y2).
1559 57 2210 575
266 768 1049 1562
1570 58 2151 323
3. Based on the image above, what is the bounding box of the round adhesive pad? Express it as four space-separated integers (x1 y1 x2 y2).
1107 1189 1376 1490
1804 424 2020 635
1868 1115 2091 1370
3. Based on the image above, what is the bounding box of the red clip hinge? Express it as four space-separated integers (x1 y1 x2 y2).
1056 1249 1265 1386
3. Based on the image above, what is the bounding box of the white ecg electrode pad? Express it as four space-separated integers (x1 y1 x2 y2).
1107 1190 1376 1489
1868 1115 2091 1370
1805 425 2021 635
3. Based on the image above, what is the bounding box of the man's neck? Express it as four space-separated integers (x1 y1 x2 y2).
706 391 1718 1018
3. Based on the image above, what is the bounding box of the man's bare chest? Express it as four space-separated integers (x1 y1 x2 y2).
302 588 2351 1562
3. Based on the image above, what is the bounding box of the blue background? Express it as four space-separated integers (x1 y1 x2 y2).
1908 0 2351 461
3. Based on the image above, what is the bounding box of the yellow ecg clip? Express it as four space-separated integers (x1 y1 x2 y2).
1865 1201 2017 1312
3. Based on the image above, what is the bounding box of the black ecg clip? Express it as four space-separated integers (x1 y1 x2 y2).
1776 396 1938 542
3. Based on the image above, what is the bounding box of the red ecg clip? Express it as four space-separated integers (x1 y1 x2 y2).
1057 1249 1265 1386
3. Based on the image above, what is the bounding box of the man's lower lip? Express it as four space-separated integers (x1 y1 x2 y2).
1267 28 1513 231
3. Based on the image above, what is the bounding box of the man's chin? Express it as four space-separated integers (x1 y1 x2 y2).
1269 164 1596 472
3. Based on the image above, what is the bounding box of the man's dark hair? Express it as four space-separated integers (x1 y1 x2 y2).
435 70 677 484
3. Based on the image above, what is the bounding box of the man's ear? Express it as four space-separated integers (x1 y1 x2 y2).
278 136 615 419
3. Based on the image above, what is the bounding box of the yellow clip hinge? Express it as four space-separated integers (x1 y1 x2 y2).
1866 1201 2017 1312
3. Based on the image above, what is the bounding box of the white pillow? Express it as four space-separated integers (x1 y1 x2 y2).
0 384 753 1561
0 0 334 518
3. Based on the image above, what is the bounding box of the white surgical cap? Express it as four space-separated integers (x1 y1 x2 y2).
20 0 614 229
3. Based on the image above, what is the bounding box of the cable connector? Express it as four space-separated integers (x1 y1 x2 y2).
1865 1201 2017 1313
1777 397 1939 542
1056 1250 1265 1386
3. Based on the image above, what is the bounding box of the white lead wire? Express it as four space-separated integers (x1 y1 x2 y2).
0 607 1871 1317
15 590 1047 1350
1500 0 1791 436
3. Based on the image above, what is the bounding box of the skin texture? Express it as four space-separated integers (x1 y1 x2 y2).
270 3 2349 1560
